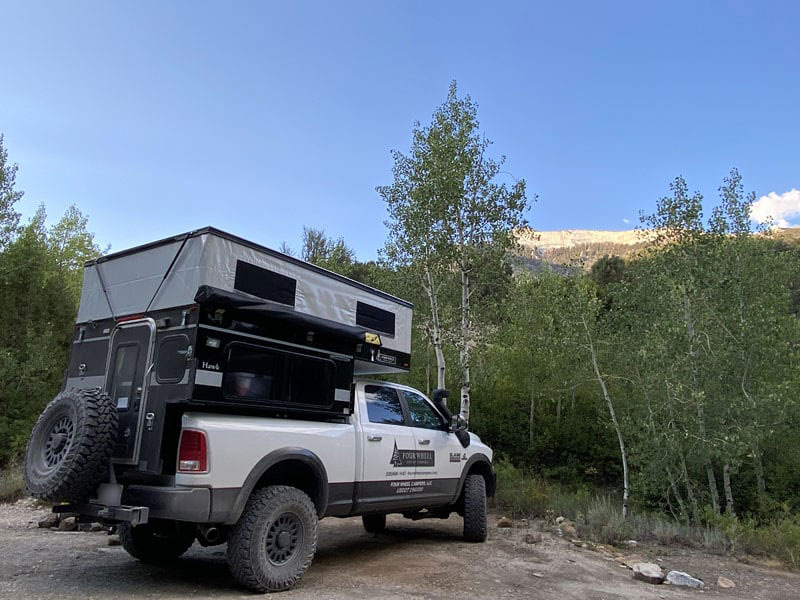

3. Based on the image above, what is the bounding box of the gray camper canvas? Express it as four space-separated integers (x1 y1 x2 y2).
77 227 412 375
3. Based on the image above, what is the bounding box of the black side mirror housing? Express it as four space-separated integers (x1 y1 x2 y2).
450 413 468 432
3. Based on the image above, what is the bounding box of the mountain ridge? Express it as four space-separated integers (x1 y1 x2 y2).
514 226 800 270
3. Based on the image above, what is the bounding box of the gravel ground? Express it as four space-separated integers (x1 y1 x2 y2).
1 498 799 599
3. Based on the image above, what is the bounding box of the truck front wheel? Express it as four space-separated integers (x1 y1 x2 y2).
118 520 196 563
462 474 488 542
227 485 318 592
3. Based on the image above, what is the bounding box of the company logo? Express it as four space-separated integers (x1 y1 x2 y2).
390 441 435 467
201 361 221 371
449 452 467 463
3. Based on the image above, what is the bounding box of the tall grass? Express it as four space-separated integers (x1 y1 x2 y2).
493 459 800 568
0 461 24 502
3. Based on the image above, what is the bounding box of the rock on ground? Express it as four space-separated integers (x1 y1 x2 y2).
497 517 512 528
559 520 577 537
632 562 665 585
524 532 542 544
37 513 59 529
717 575 735 589
57 517 77 532
666 570 704 588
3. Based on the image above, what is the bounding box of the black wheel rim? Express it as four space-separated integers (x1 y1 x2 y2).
43 415 75 470
266 512 302 565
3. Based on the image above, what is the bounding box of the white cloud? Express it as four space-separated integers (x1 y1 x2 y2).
622 218 630 224
751 189 800 227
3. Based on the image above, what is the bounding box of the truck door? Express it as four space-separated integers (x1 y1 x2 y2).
106 318 156 465
399 389 463 504
355 383 419 509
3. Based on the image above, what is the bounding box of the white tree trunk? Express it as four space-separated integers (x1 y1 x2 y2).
529 384 536 446
583 317 629 518
681 286 721 514
680 453 701 522
424 268 446 390
752 442 766 495
666 466 688 519
723 462 736 516
459 267 471 421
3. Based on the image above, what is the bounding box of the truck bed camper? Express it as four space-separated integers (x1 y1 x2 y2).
66 227 412 474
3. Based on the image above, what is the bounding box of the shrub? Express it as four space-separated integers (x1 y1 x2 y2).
493 462 799 567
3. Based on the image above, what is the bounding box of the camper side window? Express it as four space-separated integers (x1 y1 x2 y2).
156 335 190 383
222 343 335 408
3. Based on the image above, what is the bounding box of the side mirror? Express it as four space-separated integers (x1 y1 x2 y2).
450 413 468 432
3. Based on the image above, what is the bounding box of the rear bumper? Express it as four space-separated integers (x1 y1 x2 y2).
121 485 211 522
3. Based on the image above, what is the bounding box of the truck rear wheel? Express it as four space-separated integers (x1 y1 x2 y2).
119 520 196 563
24 388 117 503
361 513 386 533
462 474 488 542
227 485 318 592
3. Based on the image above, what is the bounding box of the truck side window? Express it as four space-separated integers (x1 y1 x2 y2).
402 391 445 430
364 385 405 425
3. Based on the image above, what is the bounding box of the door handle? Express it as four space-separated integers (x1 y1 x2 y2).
418 439 431 445
367 435 382 442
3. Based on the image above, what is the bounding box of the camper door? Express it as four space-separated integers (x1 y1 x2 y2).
105 318 156 464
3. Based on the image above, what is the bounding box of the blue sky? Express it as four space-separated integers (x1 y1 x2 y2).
2 1 799 259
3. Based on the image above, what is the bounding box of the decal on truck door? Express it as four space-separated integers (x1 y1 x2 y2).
389 441 434 467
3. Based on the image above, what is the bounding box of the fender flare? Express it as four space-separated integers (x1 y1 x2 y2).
224 447 329 524
451 453 495 503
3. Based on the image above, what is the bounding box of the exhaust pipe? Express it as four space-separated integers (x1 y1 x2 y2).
198 524 223 545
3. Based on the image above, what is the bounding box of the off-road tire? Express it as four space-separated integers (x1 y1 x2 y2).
463 474 488 542
227 485 318 592
362 513 386 533
119 520 196 563
24 388 117 503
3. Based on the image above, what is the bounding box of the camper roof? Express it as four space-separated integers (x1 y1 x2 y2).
84 226 411 308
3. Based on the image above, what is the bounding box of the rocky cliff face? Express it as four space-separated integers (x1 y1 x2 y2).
517 228 654 251
515 228 655 269
514 227 800 271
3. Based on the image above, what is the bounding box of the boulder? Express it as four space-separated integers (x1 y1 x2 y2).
90 522 105 532
666 571 704 588
57 516 77 532
717 576 735 589
632 562 665 585
524 532 542 544
560 520 578 537
497 517 513 528
555 516 566 524
38 513 59 529
107 535 121 546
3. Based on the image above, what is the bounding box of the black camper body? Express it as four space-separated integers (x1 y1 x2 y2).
63 227 412 481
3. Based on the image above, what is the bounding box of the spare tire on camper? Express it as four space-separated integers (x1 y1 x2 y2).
24 388 117 503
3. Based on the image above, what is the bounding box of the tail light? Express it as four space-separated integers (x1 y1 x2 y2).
177 429 208 473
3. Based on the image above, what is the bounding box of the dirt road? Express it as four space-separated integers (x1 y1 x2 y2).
1 499 798 599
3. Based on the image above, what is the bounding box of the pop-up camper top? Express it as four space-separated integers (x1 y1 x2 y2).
64 227 412 473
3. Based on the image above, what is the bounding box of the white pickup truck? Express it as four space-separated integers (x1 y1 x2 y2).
23 228 495 593
165 379 495 591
